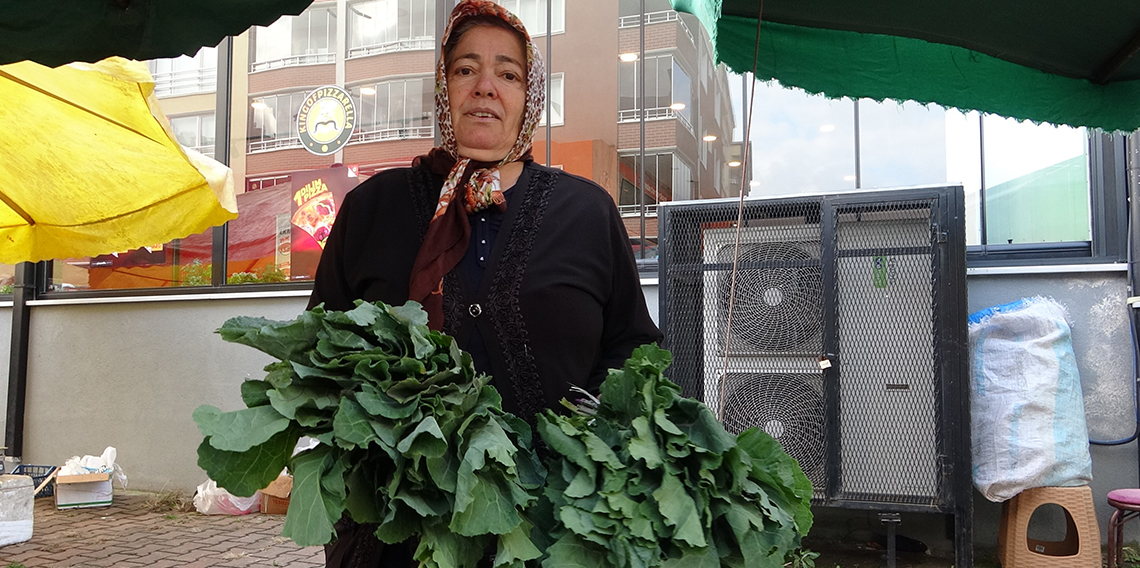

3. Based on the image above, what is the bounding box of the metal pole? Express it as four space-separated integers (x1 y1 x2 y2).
434 0 454 147
853 99 861 189
4 262 35 461
211 36 234 286
741 72 748 196
638 0 646 259
979 114 987 246
545 0 552 166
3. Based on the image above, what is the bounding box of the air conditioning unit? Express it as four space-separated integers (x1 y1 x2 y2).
700 221 828 494
658 186 971 564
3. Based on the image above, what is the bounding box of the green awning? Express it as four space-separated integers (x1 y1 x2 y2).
672 0 1140 131
0 0 315 67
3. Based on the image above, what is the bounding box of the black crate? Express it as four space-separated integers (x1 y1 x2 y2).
13 464 56 498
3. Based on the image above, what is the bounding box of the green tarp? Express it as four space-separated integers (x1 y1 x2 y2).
673 0 1140 131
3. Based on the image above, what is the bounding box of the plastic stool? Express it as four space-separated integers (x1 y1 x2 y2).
1107 488 1140 567
998 486 1101 568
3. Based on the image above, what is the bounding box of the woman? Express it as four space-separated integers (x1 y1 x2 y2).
310 1 661 566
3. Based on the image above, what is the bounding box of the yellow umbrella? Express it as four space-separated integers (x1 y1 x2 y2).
0 57 237 264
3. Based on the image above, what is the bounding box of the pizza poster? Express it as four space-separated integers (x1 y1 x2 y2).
288 165 360 280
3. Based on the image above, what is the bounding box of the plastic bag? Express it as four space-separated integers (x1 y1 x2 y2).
61 446 128 488
193 479 261 515
968 296 1093 502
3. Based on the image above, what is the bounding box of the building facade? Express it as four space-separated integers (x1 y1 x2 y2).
43 0 738 291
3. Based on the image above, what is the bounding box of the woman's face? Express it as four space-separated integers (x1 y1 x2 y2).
447 24 527 162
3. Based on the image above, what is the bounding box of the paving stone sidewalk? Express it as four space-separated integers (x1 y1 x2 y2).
2 491 324 568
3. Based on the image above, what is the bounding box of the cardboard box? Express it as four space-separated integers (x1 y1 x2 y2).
259 475 292 514
55 472 112 509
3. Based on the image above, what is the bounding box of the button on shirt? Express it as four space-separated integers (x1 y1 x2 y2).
456 181 519 379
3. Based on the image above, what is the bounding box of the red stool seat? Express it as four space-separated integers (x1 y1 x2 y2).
1108 489 1140 567
1108 489 1140 508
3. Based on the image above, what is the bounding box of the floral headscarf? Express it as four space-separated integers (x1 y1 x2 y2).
409 0 546 330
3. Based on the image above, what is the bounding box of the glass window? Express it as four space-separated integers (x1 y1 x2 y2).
248 91 309 152
619 153 679 205
742 79 857 197
539 73 564 127
673 157 693 201
251 4 338 70
619 54 681 118
52 49 222 292
169 114 217 159
496 0 566 35
148 46 217 97
734 75 1092 250
50 229 216 291
619 0 672 17
0 264 15 294
945 110 984 245
348 0 434 56
982 115 1089 245
673 59 691 125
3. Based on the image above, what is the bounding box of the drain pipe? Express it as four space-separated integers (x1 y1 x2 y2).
1125 133 1140 481
4 261 35 470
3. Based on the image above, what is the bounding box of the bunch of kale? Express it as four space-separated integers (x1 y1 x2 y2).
193 301 543 568
535 345 814 568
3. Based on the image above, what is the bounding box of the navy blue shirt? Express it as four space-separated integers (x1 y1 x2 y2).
457 168 525 378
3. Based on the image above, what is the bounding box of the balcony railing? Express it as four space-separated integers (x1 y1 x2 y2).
617 10 695 46
186 145 216 159
618 106 694 133
152 67 217 97
619 204 659 217
618 9 677 28
349 126 434 144
248 137 303 153
347 38 434 59
250 52 336 73
247 125 433 153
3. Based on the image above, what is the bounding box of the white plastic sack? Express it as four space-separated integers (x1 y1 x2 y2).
193 479 260 515
61 446 128 488
968 296 1093 502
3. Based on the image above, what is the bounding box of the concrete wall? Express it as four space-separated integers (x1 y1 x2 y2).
6 270 1138 558
19 295 307 491
966 271 1137 555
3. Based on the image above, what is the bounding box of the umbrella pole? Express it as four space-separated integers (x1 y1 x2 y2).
717 0 765 417
4 261 35 461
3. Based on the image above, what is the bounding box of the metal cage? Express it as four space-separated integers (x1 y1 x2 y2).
657 186 971 564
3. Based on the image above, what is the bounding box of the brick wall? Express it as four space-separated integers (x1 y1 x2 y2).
619 120 677 149
346 51 436 84
246 148 335 176
619 22 678 54
343 138 434 169
623 216 659 240
248 65 335 95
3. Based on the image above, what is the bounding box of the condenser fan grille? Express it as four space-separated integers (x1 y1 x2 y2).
720 373 826 488
716 242 823 352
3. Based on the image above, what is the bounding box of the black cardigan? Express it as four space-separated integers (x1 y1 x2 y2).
308 160 663 420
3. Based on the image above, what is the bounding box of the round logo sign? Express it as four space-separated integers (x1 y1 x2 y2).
297 86 356 156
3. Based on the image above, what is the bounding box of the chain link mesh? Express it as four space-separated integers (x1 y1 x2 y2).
660 194 949 507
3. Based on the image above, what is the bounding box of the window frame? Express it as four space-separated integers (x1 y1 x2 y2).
347 0 436 58
249 4 339 72
148 46 217 97
496 0 566 37
966 131 1126 267
168 113 217 158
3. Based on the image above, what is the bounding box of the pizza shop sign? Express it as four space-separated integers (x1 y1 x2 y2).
297 86 356 156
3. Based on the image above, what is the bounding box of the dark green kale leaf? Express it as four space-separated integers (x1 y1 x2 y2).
195 300 544 567
536 344 812 568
